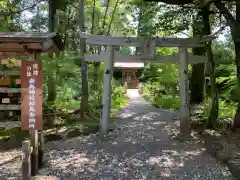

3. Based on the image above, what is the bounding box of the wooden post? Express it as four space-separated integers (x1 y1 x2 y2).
22 140 32 180
122 71 124 85
37 14 44 170
179 47 191 136
38 131 44 168
30 130 38 176
100 46 114 134
138 83 143 94
30 52 39 176
124 82 128 94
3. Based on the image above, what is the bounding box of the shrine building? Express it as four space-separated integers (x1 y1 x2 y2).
114 62 144 89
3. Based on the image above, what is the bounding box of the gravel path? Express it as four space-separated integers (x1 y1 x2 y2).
0 89 234 180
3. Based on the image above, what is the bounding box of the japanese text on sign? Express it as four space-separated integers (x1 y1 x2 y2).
26 63 39 77
21 60 43 131
28 78 36 129
27 63 39 129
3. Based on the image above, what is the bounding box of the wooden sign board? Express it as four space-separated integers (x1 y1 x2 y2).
20 60 43 130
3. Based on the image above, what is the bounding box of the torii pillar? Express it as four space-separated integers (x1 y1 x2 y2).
179 47 191 136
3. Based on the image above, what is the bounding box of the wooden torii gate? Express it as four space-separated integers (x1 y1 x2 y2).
80 33 210 136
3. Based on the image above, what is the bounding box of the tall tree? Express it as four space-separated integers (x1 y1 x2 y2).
190 5 210 105
214 1 240 130
47 0 57 103
79 0 89 117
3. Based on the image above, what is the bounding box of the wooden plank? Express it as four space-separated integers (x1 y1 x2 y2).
7 60 22 67
0 79 21 85
0 88 21 93
0 43 23 51
84 52 207 64
79 33 206 47
0 43 42 52
0 71 20 76
16 79 21 84
1 59 9 65
23 43 42 50
0 60 22 67
0 52 29 59
0 79 11 86
0 121 21 127
0 104 20 110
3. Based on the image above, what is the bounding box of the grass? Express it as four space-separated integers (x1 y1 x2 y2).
0 91 129 149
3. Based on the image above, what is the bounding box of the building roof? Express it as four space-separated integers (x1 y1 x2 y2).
114 62 144 68
0 32 64 58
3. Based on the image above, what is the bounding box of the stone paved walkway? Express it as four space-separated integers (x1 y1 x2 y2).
0 89 234 179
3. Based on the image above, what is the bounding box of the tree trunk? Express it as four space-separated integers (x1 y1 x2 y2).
206 41 219 129
213 0 240 131
190 7 208 105
232 2 240 131
232 40 240 130
79 0 89 117
47 0 57 103
200 4 219 128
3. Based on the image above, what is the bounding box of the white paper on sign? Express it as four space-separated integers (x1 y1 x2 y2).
2 98 10 104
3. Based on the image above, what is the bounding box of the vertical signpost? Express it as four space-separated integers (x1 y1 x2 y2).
0 32 64 179
21 56 43 176
21 59 43 130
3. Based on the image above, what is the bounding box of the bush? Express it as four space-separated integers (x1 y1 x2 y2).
142 82 179 109
111 84 128 108
154 95 180 109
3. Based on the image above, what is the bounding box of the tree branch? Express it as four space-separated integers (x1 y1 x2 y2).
202 26 226 41
106 0 121 35
143 0 193 5
90 0 96 34
213 0 235 28
179 31 191 37
143 0 235 5
0 0 46 16
101 0 110 34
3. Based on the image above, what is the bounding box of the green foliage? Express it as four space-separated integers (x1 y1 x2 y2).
142 82 180 109
140 47 180 109
111 84 128 108
0 0 238 141
154 95 180 109
140 37 239 129
196 98 236 130
40 53 127 113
